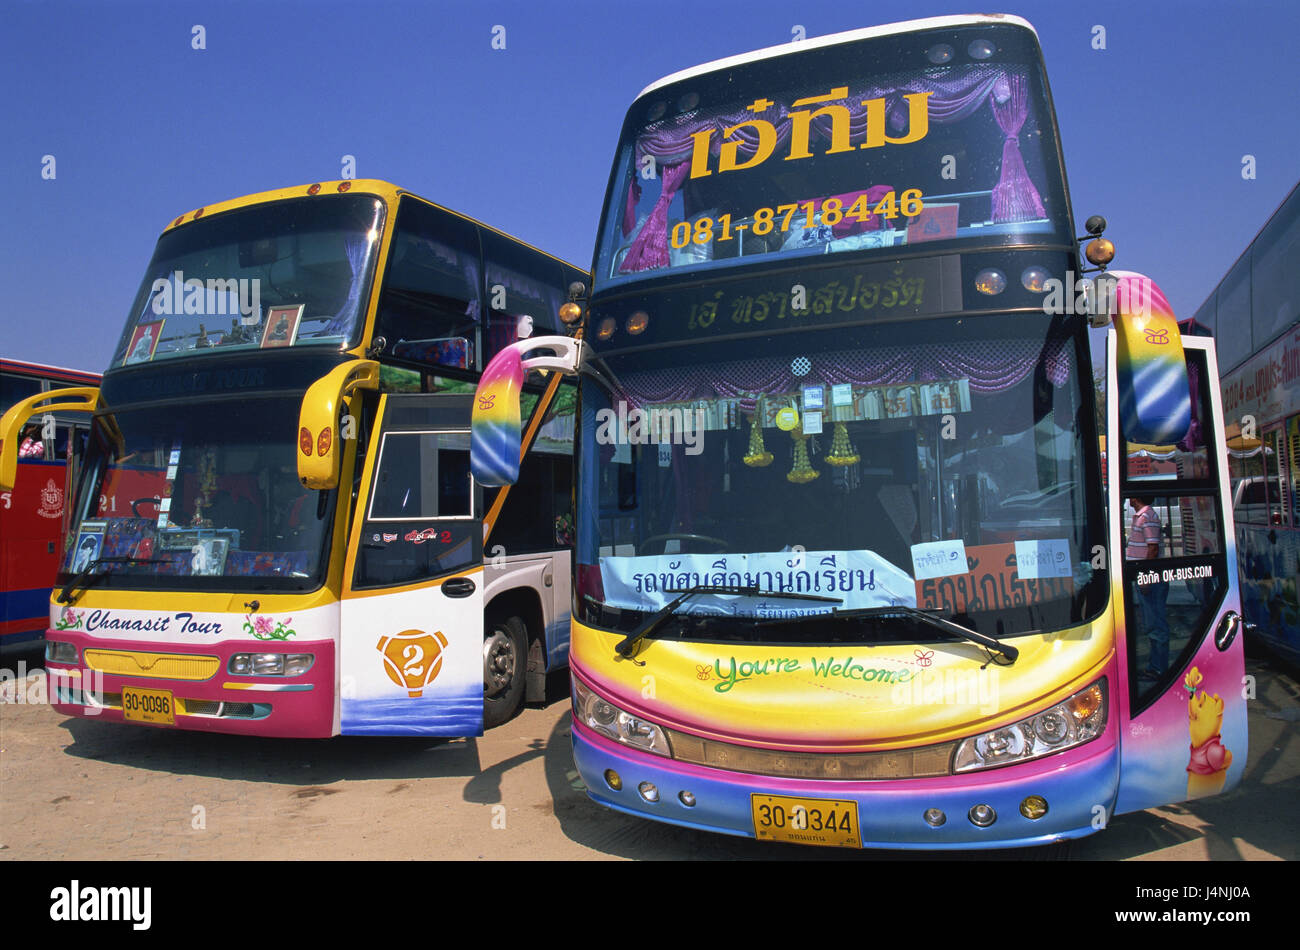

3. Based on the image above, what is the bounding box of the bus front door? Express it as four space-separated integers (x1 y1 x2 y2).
339 393 485 736
1113 336 1246 814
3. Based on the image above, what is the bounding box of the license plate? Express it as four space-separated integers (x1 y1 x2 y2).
751 794 861 848
121 687 175 725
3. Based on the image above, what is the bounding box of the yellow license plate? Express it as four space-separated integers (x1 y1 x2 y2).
751 794 861 848
121 687 175 725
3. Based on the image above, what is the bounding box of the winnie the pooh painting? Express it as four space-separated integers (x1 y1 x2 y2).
1185 667 1233 798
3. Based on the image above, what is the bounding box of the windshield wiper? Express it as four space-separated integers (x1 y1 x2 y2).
615 585 843 659
58 557 173 604
756 605 1018 664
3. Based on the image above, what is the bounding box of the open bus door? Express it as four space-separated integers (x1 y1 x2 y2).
337 392 485 736
1103 278 1246 815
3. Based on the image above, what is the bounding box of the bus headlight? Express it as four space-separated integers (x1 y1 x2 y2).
45 641 78 664
573 676 672 757
253 653 283 675
953 679 1106 772
283 654 315 676
228 652 314 677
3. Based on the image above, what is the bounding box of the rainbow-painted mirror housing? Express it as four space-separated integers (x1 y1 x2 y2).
471 336 583 487
1109 270 1191 446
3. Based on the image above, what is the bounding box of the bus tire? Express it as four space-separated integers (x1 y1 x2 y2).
483 614 527 729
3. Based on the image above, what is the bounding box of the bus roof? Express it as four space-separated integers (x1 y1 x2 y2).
636 14 1038 99
0 358 100 384
160 179 588 274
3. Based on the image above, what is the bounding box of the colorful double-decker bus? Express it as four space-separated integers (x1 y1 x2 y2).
1189 181 1300 667
474 15 1246 848
1 359 100 644
0 180 586 735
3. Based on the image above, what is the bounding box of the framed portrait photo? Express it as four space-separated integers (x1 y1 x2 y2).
125 320 165 364
71 522 106 573
260 305 304 348
191 537 229 576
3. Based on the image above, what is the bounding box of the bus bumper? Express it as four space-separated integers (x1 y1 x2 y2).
572 722 1119 849
44 631 335 738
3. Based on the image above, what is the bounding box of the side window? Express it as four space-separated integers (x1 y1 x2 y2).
1288 414 1300 525
1250 188 1299 351
375 198 482 372
54 424 73 460
354 429 478 588
1262 427 1287 526
369 431 473 520
488 386 575 554
480 230 566 366
1 373 42 408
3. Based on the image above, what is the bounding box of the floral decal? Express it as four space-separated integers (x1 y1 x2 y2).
243 614 297 641
54 606 83 631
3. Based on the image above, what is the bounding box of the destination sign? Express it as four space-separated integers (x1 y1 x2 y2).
590 255 963 349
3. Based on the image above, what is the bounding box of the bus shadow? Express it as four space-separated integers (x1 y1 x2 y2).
58 717 484 786
1073 657 1300 861
537 709 1072 861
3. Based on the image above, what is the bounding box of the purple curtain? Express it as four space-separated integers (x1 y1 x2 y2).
612 338 1069 407
322 234 372 336
990 74 1046 222
622 178 642 237
462 254 481 320
619 161 691 273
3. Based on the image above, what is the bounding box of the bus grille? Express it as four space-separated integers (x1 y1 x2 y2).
666 730 956 779
83 649 220 681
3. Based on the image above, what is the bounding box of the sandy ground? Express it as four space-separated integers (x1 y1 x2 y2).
1 644 1296 861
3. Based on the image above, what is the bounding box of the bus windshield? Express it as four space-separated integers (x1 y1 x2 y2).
111 195 386 368
66 394 334 592
576 312 1106 640
594 27 1068 287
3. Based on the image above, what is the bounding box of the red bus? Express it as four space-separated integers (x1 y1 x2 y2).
0 359 100 643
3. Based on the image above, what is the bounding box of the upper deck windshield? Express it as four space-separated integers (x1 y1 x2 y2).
594 23 1069 289
110 195 385 369
575 312 1107 643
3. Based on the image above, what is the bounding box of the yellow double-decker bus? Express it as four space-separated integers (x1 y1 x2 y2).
0 180 587 736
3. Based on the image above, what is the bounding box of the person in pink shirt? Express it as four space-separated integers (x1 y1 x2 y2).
18 424 45 459
1126 497 1170 681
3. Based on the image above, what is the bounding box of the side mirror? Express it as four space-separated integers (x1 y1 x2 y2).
297 360 379 490
471 336 582 487
0 387 103 491
1109 271 1191 446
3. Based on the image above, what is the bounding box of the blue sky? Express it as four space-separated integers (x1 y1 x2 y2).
4 0 1297 371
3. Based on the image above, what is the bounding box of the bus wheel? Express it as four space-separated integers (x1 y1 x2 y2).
483 615 526 728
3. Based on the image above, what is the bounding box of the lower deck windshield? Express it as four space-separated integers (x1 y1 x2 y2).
576 313 1105 642
65 396 334 591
